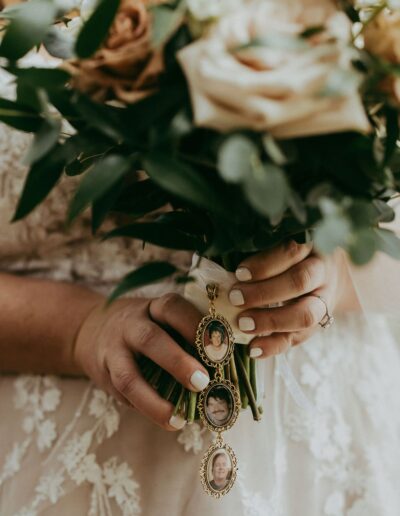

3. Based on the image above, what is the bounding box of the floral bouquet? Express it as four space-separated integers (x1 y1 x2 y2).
1 0 400 427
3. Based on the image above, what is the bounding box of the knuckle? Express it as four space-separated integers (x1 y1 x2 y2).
286 239 302 259
266 312 279 332
113 369 138 396
133 323 158 350
157 292 182 313
301 307 316 328
290 265 312 293
173 354 194 382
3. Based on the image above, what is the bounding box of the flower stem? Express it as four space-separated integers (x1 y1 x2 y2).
187 391 197 423
234 348 262 421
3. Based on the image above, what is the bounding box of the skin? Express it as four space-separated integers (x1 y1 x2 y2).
0 243 360 430
212 455 230 487
206 396 229 424
231 242 361 357
210 330 223 348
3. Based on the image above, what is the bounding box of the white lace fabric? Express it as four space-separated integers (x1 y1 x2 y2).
1 60 400 516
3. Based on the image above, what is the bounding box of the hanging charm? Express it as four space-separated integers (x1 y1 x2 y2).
200 434 238 498
196 283 240 498
195 283 235 368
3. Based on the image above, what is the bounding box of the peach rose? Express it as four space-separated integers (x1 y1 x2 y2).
67 0 163 103
178 0 370 138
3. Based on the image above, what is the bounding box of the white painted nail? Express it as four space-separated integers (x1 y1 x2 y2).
236 267 252 282
238 317 255 331
190 370 210 391
169 414 186 430
229 289 245 306
250 348 263 358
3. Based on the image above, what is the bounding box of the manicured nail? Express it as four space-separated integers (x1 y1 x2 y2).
190 370 210 391
250 348 263 358
238 317 255 331
169 414 186 430
236 267 252 282
229 289 245 306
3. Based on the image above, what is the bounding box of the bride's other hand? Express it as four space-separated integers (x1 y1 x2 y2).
229 241 360 358
74 294 209 431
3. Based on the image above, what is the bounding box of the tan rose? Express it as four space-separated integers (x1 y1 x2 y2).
67 0 164 103
178 0 370 138
364 10 400 104
364 10 400 63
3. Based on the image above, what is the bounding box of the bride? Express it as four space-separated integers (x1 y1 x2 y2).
1 9 400 516
1 106 400 516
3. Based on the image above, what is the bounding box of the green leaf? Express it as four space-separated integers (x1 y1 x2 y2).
374 228 400 260
73 94 125 141
23 118 61 165
68 154 130 223
12 144 66 221
217 135 258 183
7 67 70 87
348 228 378 265
112 179 168 215
104 222 206 251
108 262 177 303
150 4 184 48
75 0 120 58
313 215 351 254
0 98 41 132
91 178 125 233
143 152 228 216
0 0 57 61
244 163 289 221
384 107 399 166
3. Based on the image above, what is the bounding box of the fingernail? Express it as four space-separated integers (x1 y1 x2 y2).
229 289 245 306
250 347 263 358
238 316 255 331
190 370 210 391
169 414 186 430
236 267 252 282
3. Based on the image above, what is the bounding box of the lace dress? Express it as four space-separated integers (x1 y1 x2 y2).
1 78 400 516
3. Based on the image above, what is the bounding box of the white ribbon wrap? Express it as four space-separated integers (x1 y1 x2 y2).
184 254 315 411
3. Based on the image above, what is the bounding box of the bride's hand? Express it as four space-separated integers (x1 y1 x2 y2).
229 241 358 358
74 294 209 430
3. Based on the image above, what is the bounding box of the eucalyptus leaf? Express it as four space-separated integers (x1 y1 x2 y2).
217 135 258 183
244 163 289 221
68 154 130 223
23 118 61 165
104 222 206 251
73 94 125 141
12 144 66 221
0 0 57 61
43 25 75 59
75 0 120 58
348 228 378 265
150 4 184 48
374 228 400 260
108 262 177 303
313 215 351 254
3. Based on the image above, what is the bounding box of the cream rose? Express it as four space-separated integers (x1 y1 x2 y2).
178 0 370 138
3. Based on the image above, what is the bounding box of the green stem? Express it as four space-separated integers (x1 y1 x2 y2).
187 392 197 423
173 385 186 417
250 357 257 402
234 348 261 421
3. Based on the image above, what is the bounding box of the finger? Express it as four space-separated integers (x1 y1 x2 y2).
249 329 314 359
237 295 327 334
124 319 210 392
229 256 326 309
107 349 186 431
235 240 312 282
149 293 203 344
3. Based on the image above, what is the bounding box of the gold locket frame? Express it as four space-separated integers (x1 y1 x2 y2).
195 313 234 368
198 378 241 433
200 441 238 499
